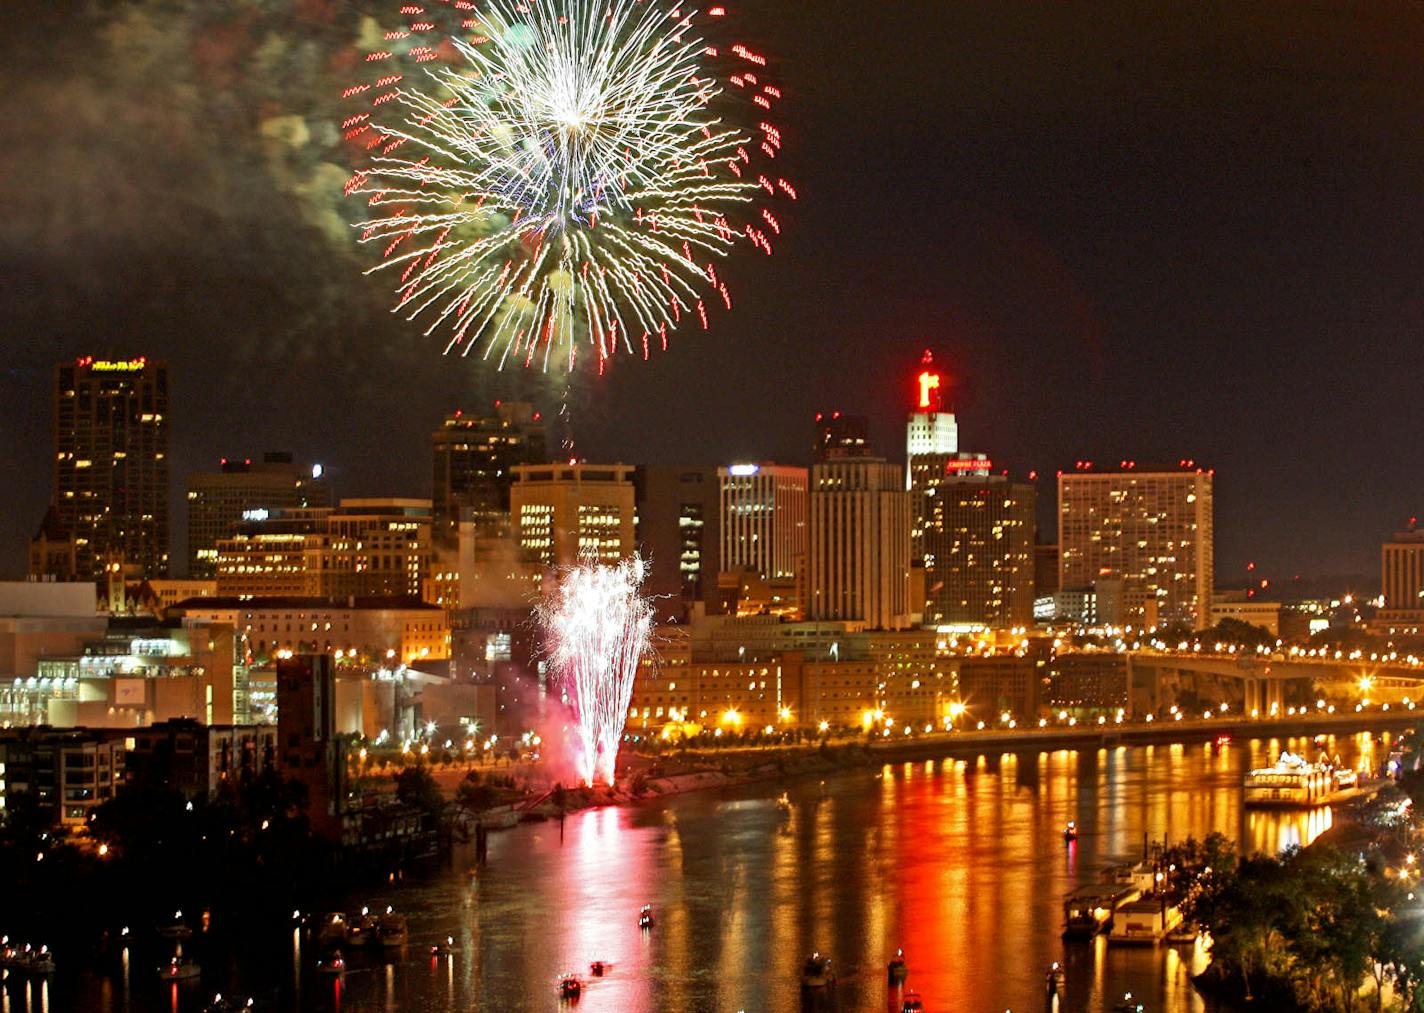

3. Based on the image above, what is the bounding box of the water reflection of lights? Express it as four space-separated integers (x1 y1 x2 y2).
1248 805 1334 856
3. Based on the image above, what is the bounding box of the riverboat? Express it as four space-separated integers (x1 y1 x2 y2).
1107 897 1183 945
1244 752 1338 806
1062 883 1143 938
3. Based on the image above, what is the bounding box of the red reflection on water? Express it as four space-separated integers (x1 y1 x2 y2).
553 805 653 1010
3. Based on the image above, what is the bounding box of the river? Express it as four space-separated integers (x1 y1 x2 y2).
17 729 1394 1013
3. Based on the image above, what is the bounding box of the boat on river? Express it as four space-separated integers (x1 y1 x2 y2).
1244 751 1362 807
376 910 408 948
1107 897 1183 945
1062 883 1144 938
800 952 835 990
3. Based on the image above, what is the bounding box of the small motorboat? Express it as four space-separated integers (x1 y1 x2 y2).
27 945 55 975
638 904 654 929
315 954 346 977
589 960 608 977
1063 820 1078 842
157 911 192 941
1 940 26 969
346 907 375 947
1046 961 1065 993
1113 991 1145 1013
900 993 925 1013
377 909 408 948
430 936 454 957
800 951 835 990
887 948 908 985
558 975 582 1000
204 994 255 1013
160 955 202 981
315 913 347 949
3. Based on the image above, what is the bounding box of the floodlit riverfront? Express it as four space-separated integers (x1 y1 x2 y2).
34 728 1400 1012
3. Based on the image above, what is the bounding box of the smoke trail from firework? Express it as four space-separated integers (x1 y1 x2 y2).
539 555 654 786
346 0 791 372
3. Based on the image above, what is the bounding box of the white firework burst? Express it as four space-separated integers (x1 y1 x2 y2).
348 0 787 372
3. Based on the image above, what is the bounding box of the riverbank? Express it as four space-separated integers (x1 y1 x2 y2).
469 710 1422 827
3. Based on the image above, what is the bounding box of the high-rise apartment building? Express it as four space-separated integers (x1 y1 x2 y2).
1058 463 1214 629
807 459 912 629
45 356 169 579
718 464 807 581
634 466 721 620
186 452 331 578
916 477 1036 628
432 403 547 546
214 498 434 599
1379 523 1424 627
510 463 636 568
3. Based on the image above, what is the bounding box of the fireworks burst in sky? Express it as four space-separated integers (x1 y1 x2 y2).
344 0 791 373
538 554 654 786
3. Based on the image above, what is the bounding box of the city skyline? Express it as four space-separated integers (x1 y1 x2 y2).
7 2 1424 585
1 352 1397 595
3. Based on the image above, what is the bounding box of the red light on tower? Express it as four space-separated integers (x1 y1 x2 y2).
915 349 944 412
917 370 941 410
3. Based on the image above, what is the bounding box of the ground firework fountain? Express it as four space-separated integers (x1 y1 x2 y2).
539 554 654 786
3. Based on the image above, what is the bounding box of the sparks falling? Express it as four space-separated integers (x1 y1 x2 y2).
539 555 654 786
345 0 790 372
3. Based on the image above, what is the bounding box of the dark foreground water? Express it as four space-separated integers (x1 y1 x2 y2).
10 730 1393 1013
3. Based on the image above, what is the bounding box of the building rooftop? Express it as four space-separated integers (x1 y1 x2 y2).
170 595 443 612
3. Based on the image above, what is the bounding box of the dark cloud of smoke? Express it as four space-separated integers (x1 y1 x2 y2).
0 0 599 575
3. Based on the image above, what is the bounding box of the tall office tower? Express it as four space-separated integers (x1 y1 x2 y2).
718 463 808 580
915 476 1036 628
807 459 912 629
186 452 331 578
813 412 871 462
47 356 169 579
510 463 636 568
1379 522 1424 626
1058 462 1214 629
432 402 548 547
902 356 1030 627
905 351 958 468
634 466 721 620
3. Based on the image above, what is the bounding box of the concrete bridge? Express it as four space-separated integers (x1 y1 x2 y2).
1118 649 1424 715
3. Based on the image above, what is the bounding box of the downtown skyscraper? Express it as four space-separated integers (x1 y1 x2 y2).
905 355 1035 628
39 357 170 580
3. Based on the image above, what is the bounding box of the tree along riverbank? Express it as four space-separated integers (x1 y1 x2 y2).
1190 765 1424 1011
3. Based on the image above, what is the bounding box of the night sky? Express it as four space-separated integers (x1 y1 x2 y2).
3 1 1422 585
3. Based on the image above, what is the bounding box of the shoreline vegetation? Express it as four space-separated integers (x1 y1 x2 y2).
1185 772 1424 1011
